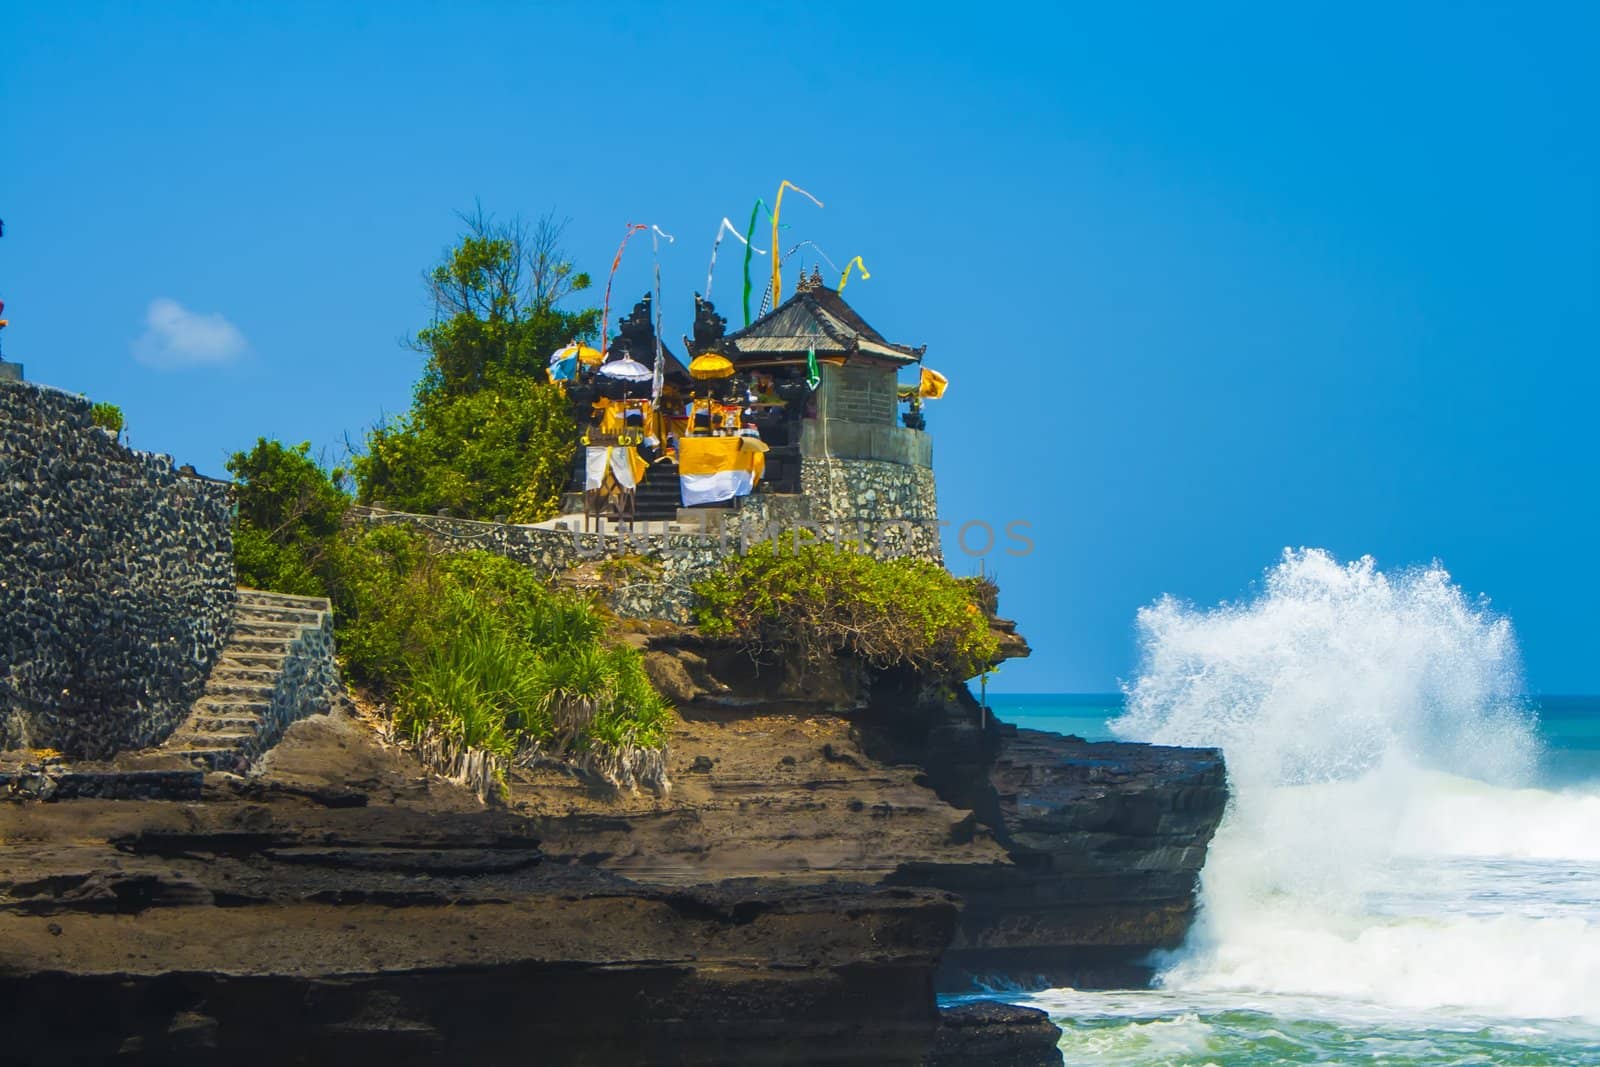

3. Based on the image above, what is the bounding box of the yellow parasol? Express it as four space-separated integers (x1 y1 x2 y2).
689 353 736 380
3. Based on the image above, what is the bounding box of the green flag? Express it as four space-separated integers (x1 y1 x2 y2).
806 346 820 391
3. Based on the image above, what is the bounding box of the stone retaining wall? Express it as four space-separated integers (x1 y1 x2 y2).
261 607 340 751
0 380 235 757
349 458 943 624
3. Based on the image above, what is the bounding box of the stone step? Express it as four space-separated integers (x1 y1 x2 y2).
203 680 277 701
232 620 308 640
215 651 289 670
170 745 250 771
174 730 257 749
192 697 272 717
188 714 263 733
235 605 326 627
225 635 293 655
207 664 280 683
237 589 332 612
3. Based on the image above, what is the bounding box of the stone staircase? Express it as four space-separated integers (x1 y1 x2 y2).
633 458 682 521
159 589 339 772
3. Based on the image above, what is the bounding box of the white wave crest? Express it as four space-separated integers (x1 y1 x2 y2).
1112 548 1599 1023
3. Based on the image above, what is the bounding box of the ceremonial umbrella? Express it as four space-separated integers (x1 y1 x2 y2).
548 344 604 382
597 358 653 382
689 353 735 380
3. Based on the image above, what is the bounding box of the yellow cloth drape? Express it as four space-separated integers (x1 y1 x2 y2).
677 435 767 481
591 397 668 440
591 397 627 434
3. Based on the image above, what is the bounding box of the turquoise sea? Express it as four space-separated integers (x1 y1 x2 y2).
974 692 1600 1066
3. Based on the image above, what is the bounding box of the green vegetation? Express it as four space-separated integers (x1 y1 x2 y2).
692 539 1001 680
353 367 575 522
226 439 671 795
340 539 671 794
228 439 351 597
88 401 124 437
352 210 597 523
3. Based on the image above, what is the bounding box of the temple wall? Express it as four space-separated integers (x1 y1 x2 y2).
0 379 235 758
799 419 933 467
799 458 942 562
819 362 897 424
802 362 933 467
349 466 943 625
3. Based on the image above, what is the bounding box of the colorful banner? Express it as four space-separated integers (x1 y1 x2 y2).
707 217 767 302
839 256 871 292
585 444 647 491
919 367 949 399
758 241 841 316
600 223 648 357
769 180 823 309
649 226 673 402
743 200 764 327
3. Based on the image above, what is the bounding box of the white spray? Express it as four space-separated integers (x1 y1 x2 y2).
1112 548 1600 1023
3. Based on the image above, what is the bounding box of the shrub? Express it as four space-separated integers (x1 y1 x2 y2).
353 367 576 522
692 541 1001 680
325 525 446 686
89 401 124 437
332 535 671 794
226 439 350 596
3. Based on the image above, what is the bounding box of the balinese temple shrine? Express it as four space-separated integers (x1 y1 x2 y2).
556 268 944 559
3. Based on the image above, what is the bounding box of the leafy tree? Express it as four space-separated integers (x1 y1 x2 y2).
413 208 597 398
227 438 350 596
353 209 596 521
353 366 576 522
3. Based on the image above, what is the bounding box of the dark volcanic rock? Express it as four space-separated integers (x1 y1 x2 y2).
0 711 961 1066
929 725 1225 988
860 681 1227 991
928 1001 1064 1067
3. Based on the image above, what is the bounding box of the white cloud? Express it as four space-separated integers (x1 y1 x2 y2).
132 298 248 369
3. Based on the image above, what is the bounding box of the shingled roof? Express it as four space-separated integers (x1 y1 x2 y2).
717 273 925 366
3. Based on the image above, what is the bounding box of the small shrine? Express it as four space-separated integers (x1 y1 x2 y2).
555 268 941 528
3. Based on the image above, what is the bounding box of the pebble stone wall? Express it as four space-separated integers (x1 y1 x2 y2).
0 380 235 758
349 455 942 624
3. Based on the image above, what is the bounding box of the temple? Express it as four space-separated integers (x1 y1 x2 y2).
555 268 942 559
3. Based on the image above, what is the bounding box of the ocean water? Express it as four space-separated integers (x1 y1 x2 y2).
979 550 1600 1066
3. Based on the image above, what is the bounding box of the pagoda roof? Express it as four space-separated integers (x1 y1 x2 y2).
717 279 925 366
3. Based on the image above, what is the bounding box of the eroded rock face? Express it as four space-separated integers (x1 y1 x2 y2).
929 1002 1064 1067
853 675 1227 990
533 634 1228 993
0 712 962 1066
907 725 1227 989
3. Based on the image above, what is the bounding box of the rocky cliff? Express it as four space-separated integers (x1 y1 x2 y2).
520 624 1228 992
0 620 1226 1064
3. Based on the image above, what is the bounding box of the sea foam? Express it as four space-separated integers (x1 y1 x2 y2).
1111 548 1600 1024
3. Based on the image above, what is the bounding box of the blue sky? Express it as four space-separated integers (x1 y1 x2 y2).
3 2 1595 692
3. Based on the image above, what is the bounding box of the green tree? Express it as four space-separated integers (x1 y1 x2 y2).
354 366 576 522
227 438 350 596
413 208 597 398
353 208 596 521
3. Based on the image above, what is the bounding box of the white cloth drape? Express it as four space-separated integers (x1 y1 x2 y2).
585 446 640 490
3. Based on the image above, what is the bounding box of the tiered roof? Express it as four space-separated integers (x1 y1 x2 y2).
715 270 925 367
